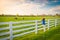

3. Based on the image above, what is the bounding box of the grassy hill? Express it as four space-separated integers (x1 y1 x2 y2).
14 25 60 40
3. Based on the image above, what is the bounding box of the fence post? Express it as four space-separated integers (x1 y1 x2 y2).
43 25 46 32
55 19 57 27
35 20 38 34
48 19 50 30
9 22 13 40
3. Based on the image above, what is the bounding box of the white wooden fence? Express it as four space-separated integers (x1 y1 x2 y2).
0 19 60 40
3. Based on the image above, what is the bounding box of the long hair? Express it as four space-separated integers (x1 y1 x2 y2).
42 18 45 20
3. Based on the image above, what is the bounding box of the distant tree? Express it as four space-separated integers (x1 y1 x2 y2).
42 14 46 16
56 14 59 16
1 14 4 16
36 13 38 16
15 13 19 20
30 13 34 16
16 13 19 17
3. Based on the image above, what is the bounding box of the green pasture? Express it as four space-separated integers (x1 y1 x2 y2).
15 24 60 40
0 16 59 22
0 15 60 40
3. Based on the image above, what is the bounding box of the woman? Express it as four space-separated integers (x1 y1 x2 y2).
42 18 46 32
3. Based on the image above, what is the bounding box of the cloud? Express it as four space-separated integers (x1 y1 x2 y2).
53 0 58 2
49 6 60 12
46 6 60 15
0 0 48 15
0 3 46 15
0 0 60 15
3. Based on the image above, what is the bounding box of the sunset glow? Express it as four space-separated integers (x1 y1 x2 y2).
0 0 60 15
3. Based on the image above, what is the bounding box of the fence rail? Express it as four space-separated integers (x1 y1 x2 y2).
0 19 60 40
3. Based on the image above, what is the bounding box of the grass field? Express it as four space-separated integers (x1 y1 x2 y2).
0 15 60 40
0 16 59 22
15 24 60 40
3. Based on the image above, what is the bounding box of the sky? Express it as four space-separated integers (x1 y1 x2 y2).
0 0 60 15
